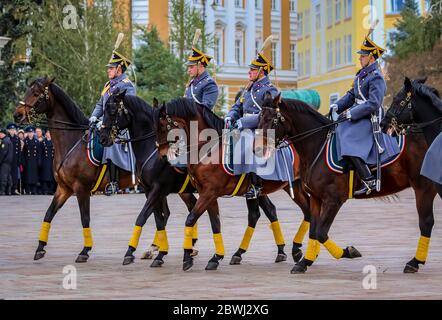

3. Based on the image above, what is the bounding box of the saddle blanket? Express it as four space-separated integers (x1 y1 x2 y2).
87 128 104 167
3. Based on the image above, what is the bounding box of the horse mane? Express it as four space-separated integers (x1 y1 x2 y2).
123 94 154 125
165 97 224 134
413 81 442 114
49 82 89 125
281 98 332 125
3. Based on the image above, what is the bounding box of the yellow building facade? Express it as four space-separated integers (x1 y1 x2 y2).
296 0 426 114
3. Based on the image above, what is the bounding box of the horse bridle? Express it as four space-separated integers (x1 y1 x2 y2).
387 91 414 132
260 106 286 145
105 98 130 143
19 82 50 124
156 112 182 148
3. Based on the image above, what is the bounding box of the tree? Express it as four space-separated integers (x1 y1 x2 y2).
28 0 121 116
133 26 186 103
389 0 424 59
422 0 442 52
0 0 37 126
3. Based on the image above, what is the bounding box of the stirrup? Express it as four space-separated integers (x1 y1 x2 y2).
105 182 118 196
354 179 376 196
244 185 262 200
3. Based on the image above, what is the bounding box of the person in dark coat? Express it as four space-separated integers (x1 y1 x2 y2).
40 130 55 195
6 123 21 195
22 126 40 195
0 128 14 195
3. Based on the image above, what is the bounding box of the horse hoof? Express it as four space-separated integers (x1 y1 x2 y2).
183 259 193 271
205 261 219 271
34 250 46 261
290 263 307 274
404 263 419 273
346 246 362 258
75 254 89 263
122 255 135 265
292 249 303 263
229 255 242 265
275 253 287 263
190 249 199 257
140 251 155 260
150 259 164 268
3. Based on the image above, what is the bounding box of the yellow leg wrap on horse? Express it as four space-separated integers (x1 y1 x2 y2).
304 238 318 261
239 226 255 251
152 230 160 247
270 221 285 246
128 226 142 249
184 226 193 250
213 233 225 256
415 236 430 262
39 222 51 243
192 223 198 240
293 220 310 245
315 240 321 256
323 239 344 259
83 228 93 248
157 230 169 252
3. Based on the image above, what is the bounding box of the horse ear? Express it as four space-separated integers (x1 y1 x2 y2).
264 91 273 102
49 77 56 84
153 97 159 108
416 76 428 84
273 93 281 105
404 77 412 92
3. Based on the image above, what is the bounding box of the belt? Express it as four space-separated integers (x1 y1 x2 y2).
355 98 365 105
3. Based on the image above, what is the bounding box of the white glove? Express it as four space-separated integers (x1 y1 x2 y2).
235 119 243 130
330 104 338 113
89 116 98 123
96 120 103 129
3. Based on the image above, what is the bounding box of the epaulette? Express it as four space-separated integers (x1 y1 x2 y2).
122 78 130 83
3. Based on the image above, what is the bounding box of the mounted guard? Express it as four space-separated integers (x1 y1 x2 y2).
184 28 219 110
331 20 400 196
89 33 136 196
225 36 280 199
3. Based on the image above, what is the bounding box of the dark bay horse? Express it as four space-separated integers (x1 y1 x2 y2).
13 77 137 263
99 90 307 270
155 98 313 271
382 77 442 198
257 94 437 274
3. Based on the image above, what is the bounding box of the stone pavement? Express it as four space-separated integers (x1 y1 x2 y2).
0 189 441 299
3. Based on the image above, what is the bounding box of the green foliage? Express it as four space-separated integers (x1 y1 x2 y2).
26 0 119 116
133 26 186 103
389 0 442 59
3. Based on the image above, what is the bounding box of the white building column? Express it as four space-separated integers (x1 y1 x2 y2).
371 0 385 49
205 0 215 57
225 0 237 66
245 0 256 65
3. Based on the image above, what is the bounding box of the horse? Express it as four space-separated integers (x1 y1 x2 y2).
257 93 438 274
99 89 307 270
381 77 442 199
13 77 138 263
155 97 313 271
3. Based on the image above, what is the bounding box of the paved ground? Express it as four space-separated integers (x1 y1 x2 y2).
0 189 441 300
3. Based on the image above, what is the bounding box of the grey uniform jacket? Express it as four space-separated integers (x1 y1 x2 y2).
184 71 219 110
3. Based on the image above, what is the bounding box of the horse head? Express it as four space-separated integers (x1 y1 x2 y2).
99 87 128 147
14 77 56 124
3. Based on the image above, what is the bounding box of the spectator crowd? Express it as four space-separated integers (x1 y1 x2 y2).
0 124 56 196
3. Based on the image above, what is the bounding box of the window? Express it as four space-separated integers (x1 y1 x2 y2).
255 0 261 9
305 9 310 36
335 0 341 23
297 12 303 38
315 4 321 30
327 0 333 27
305 49 311 76
271 42 277 67
344 34 352 63
271 0 277 11
298 52 304 77
235 0 242 8
235 39 241 65
330 93 340 105
213 0 222 5
290 44 296 70
289 0 296 12
344 0 352 18
389 0 405 13
335 38 341 66
316 47 321 73
327 40 333 69
214 37 221 64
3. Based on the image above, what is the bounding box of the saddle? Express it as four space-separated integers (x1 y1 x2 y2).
86 127 104 167
326 132 406 174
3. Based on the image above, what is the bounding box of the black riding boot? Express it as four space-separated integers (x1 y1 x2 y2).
244 172 263 200
349 157 376 196
105 160 119 196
